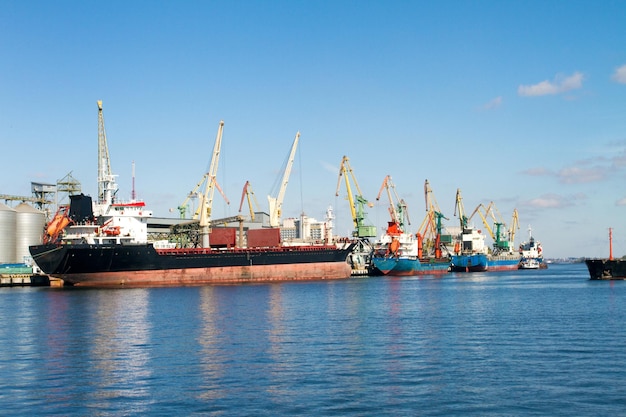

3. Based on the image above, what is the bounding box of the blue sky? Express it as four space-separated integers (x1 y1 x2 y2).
1 1 625 258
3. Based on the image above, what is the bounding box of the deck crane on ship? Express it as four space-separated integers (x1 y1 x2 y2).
268 131 300 228
335 155 376 275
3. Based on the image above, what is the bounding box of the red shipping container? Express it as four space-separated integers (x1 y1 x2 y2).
209 227 237 248
247 228 281 248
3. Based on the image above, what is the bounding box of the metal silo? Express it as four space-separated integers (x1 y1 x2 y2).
15 203 46 264
0 203 17 263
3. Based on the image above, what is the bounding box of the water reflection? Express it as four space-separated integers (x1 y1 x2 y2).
197 286 226 401
87 289 152 412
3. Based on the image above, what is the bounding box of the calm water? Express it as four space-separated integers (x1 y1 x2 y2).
1 263 625 416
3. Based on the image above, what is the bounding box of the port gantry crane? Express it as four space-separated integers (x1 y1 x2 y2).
268 131 300 228
469 201 520 254
454 188 469 231
335 155 376 238
239 180 260 222
417 179 449 258
335 156 377 275
177 121 230 248
486 202 519 254
376 175 410 234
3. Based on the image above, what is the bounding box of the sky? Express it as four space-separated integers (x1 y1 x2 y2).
1 0 625 259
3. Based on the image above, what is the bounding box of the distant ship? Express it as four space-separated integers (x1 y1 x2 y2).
518 226 546 269
585 228 625 280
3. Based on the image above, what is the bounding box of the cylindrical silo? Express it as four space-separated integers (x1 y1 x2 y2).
0 203 17 264
15 203 46 264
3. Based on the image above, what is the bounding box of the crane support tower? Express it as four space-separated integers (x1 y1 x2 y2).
335 155 376 238
268 131 300 228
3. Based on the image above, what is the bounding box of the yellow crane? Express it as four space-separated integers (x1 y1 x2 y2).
178 121 229 222
509 208 520 245
483 202 520 253
239 180 260 222
469 202 496 241
176 121 228 247
335 155 376 238
453 188 469 230
268 131 300 228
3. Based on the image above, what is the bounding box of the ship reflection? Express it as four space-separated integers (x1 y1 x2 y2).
88 289 151 412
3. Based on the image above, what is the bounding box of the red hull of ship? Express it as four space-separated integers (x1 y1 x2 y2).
60 262 352 287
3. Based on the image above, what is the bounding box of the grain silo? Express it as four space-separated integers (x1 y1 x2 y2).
0 203 17 263
15 203 45 264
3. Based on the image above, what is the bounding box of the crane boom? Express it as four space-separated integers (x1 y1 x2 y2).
239 180 260 221
509 208 520 244
268 131 300 228
453 188 469 229
468 202 496 240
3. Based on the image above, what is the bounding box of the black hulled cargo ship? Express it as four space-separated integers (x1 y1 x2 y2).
30 242 355 287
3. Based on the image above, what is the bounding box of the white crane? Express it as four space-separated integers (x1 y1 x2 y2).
268 131 300 228
95 100 119 216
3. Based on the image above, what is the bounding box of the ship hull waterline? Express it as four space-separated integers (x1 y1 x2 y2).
451 254 488 272
451 254 520 272
30 243 354 287
371 257 450 276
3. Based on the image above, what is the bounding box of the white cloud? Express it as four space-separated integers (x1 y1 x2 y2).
612 64 626 84
522 167 553 176
321 160 339 175
525 194 570 208
557 165 606 184
522 193 586 209
616 197 626 206
483 96 502 110
518 72 584 97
